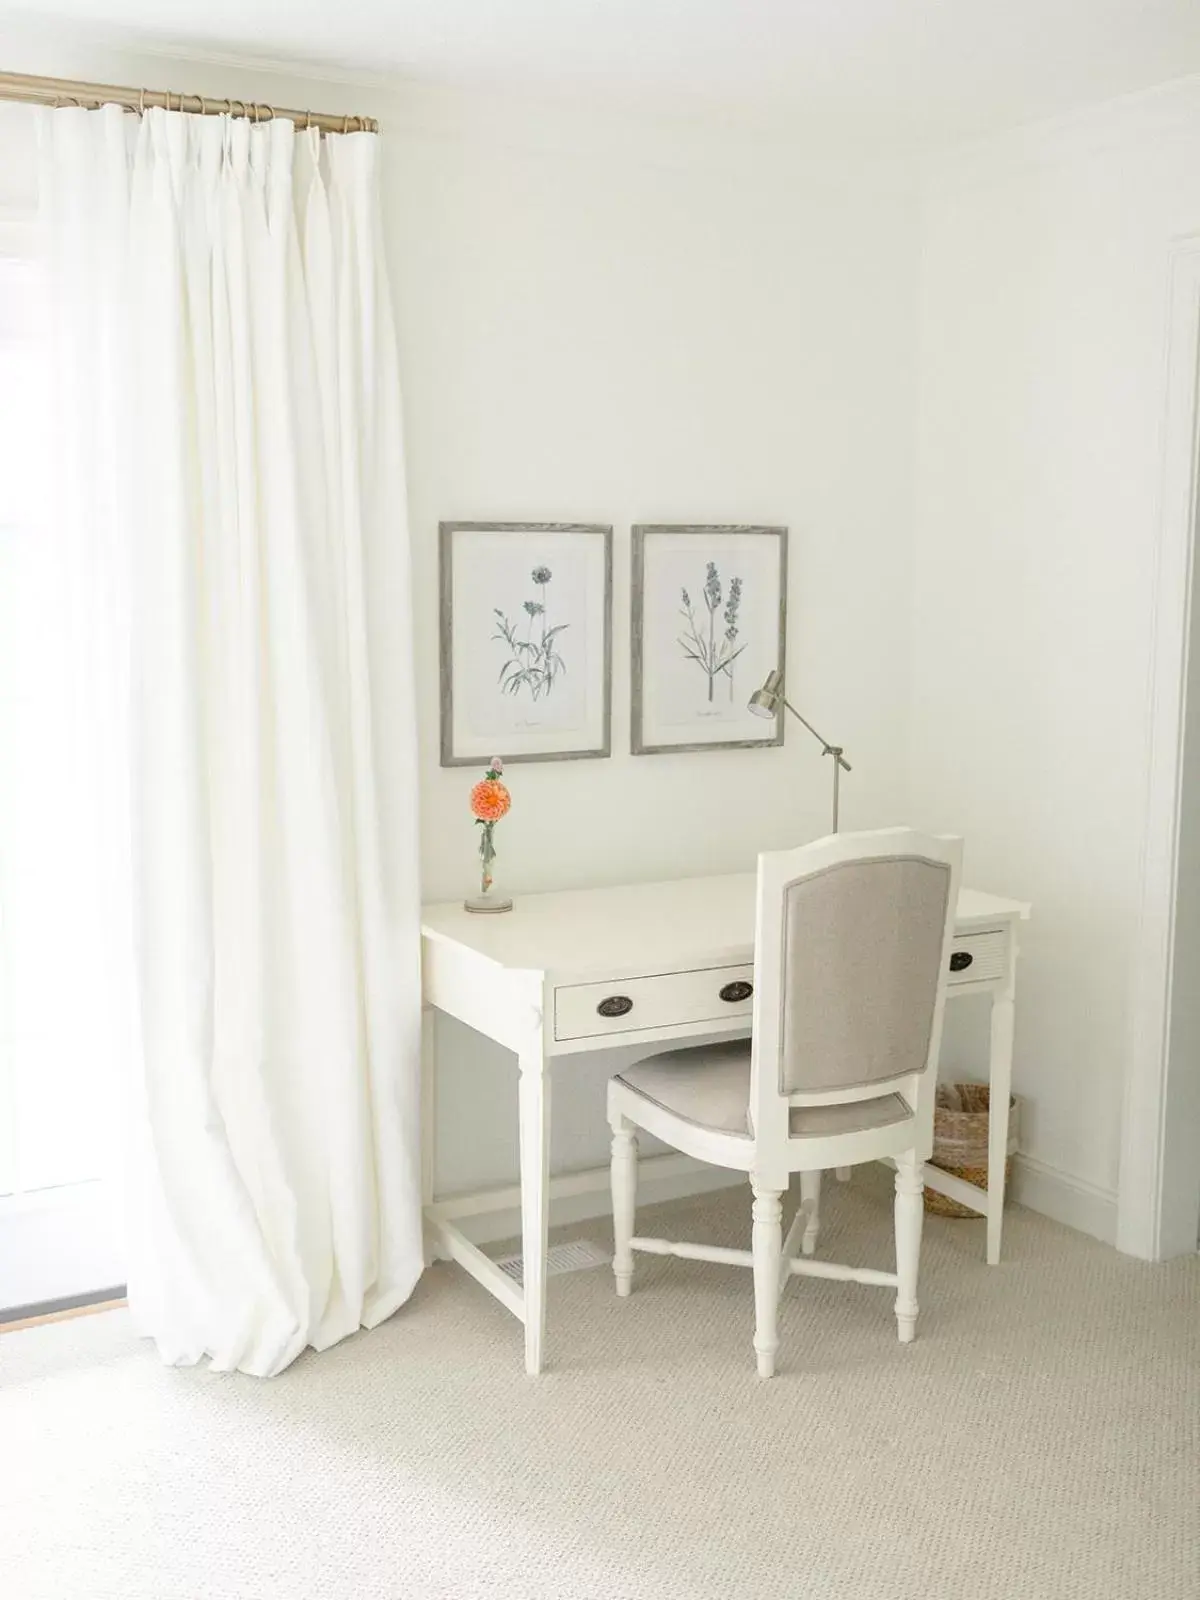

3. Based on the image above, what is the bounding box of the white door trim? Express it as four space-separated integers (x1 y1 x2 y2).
1118 236 1200 1260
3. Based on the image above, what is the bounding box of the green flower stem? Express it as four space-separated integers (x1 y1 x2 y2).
478 819 497 894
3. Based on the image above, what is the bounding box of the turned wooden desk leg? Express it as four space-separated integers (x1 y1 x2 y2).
518 1042 551 1376
986 984 1016 1267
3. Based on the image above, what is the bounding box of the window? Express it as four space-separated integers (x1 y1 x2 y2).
0 227 127 1309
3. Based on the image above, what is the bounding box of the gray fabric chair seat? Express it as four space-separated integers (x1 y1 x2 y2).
614 1041 911 1140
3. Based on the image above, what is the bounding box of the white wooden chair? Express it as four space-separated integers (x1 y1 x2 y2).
606 827 962 1377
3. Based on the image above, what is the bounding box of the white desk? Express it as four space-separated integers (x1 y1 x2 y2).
421 873 1030 1374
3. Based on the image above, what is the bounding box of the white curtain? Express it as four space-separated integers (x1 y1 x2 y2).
37 104 424 1375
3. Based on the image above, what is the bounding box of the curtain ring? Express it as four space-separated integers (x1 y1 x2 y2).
198 95 207 118
343 113 351 135
139 87 146 116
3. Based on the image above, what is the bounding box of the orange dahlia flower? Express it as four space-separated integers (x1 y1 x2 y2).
470 777 511 823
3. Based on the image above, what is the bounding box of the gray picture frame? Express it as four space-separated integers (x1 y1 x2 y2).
439 521 613 767
631 523 788 755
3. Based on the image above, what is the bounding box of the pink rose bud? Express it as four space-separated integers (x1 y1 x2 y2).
491 757 504 773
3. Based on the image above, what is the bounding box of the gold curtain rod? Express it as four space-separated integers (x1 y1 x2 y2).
0 70 377 135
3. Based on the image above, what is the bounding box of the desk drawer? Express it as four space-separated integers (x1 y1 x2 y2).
948 928 1009 987
554 965 755 1043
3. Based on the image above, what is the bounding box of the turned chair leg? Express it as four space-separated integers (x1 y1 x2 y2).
893 1151 924 1344
610 1114 638 1297
751 1180 784 1377
800 1170 821 1256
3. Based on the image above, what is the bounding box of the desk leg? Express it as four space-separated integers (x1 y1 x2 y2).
986 988 1015 1266
518 1043 551 1375
421 1005 445 1265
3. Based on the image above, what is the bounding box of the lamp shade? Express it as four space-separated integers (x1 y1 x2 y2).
747 668 783 719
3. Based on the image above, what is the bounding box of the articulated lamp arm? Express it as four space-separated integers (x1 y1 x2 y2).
747 669 851 834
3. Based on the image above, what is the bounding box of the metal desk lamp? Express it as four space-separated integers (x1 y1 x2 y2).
747 669 851 834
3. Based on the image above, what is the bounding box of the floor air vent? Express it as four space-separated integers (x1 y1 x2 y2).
493 1238 610 1286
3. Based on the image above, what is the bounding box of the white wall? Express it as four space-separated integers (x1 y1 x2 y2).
396 120 919 901
911 80 1200 1239
391 102 920 1194
0 25 921 1206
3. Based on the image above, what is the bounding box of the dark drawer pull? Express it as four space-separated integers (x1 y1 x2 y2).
719 980 754 1003
597 995 634 1018
949 950 974 973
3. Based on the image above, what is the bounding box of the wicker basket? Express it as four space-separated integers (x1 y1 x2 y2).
925 1083 1020 1218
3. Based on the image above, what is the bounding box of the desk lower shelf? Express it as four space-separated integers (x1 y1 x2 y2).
424 1146 1016 1325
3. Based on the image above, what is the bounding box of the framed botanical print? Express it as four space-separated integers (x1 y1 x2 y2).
439 521 613 766
631 524 788 755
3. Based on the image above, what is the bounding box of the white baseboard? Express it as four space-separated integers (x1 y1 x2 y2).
452 1158 745 1248
1010 1153 1118 1246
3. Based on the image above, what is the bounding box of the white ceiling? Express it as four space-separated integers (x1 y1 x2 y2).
9 0 1200 145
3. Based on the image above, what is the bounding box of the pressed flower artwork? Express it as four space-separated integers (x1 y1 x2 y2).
632 525 787 754
493 565 570 700
440 522 612 766
678 564 745 704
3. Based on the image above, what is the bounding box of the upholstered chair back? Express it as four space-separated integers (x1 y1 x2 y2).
773 854 952 1095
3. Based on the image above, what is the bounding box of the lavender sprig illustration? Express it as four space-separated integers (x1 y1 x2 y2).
678 562 746 702
722 576 743 701
493 566 569 701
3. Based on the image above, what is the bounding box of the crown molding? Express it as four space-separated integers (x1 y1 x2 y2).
111 34 408 96
0 11 408 106
0 12 918 184
922 71 1200 196
0 10 397 91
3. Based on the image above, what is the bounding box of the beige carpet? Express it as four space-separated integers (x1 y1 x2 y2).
2 1170 1198 1600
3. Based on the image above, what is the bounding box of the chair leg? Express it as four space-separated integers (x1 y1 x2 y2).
894 1151 924 1344
800 1170 821 1256
610 1114 638 1297
751 1181 783 1378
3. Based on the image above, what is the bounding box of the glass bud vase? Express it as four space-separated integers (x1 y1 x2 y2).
464 821 513 914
